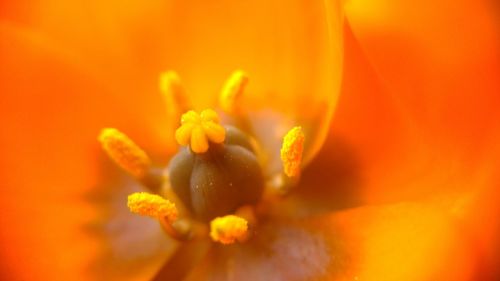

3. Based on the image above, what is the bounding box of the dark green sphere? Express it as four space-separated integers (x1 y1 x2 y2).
168 126 264 222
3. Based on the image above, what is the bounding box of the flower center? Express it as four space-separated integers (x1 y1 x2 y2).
169 113 264 222
99 70 305 244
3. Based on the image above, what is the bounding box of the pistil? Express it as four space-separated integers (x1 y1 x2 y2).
99 70 307 245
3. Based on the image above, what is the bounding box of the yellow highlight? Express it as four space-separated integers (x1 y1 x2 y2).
99 128 151 178
280 126 305 177
127 192 178 223
210 215 248 244
219 70 248 113
159 71 190 117
175 109 226 153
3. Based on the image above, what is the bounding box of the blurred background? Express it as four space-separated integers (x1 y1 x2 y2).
0 0 499 280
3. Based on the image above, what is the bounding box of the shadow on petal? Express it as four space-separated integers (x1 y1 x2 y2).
279 134 365 218
152 238 212 281
183 202 476 281
83 155 177 281
185 218 347 281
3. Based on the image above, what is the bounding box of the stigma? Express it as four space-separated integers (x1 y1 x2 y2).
99 70 306 245
175 109 226 154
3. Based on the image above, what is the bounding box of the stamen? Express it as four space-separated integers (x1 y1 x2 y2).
159 71 190 119
219 70 248 113
280 126 305 177
99 128 151 179
127 192 178 223
210 215 248 244
175 109 226 154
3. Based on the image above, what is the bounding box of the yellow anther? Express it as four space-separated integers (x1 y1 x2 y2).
210 215 248 244
175 109 226 154
159 71 190 119
219 70 249 113
127 192 178 223
99 128 151 179
280 126 305 177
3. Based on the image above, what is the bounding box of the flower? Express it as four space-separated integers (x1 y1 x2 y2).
0 1 499 281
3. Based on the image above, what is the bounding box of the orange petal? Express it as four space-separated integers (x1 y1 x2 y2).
1 1 181 146
1 0 175 88
322 20 500 203
159 0 344 172
0 23 175 281
183 202 476 281
344 0 500 145
297 28 500 273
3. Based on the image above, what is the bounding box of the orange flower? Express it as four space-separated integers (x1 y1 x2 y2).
0 0 499 281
